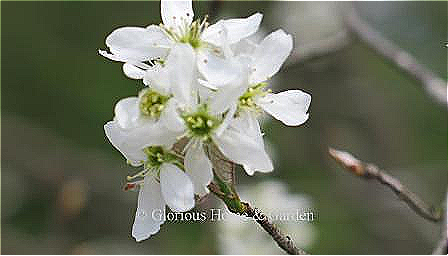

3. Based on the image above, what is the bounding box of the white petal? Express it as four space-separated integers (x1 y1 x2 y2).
202 13 263 46
132 176 166 242
123 63 146 79
197 79 218 90
230 111 263 146
250 29 293 84
214 103 237 137
213 126 273 175
200 23 225 47
197 51 241 88
105 26 170 61
197 83 215 103
98 49 127 62
256 90 311 126
208 65 249 115
125 121 179 149
209 83 245 115
145 25 174 49
104 121 146 166
161 0 193 32
230 38 257 57
143 65 171 95
104 120 179 166
160 163 195 212
166 44 196 107
114 97 141 129
185 142 213 196
159 99 186 133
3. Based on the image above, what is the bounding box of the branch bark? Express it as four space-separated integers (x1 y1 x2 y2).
432 191 447 254
208 182 309 255
329 147 442 222
432 232 447 255
344 4 447 109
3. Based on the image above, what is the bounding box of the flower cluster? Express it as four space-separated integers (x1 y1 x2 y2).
100 0 311 242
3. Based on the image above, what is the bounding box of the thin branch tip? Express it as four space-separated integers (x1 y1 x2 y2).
328 147 365 176
329 147 442 222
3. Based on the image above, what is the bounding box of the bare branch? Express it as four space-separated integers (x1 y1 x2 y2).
432 232 447 255
243 203 309 255
329 147 442 222
344 4 447 109
432 192 447 254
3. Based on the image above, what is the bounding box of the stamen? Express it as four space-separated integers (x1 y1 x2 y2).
182 105 220 140
142 146 180 174
160 16 209 49
238 82 270 112
206 120 214 127
126 168 151 181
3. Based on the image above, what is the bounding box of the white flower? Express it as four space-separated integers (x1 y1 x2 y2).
148 43 221 195
135 43 272 195
103 43 200 166
104 95 178 166
131 147 195 242
99 0 262 82
202 29 311 127
102 0 313 244
104 100 195 242
193 29 310 176
105 97 197 240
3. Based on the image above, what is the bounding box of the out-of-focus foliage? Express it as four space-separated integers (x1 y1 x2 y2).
1 1 446 254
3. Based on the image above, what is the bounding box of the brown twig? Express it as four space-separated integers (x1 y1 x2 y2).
243 203 309 255
329 147 442 222
432 191 447 254
207 183 309 255
432 232 447 255
344 4 447 109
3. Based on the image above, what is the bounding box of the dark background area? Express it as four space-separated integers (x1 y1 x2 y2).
1 1 447 254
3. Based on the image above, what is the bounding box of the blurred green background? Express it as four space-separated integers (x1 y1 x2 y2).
1 1 447 254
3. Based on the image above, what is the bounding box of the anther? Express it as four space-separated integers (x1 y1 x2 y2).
206 120 214 127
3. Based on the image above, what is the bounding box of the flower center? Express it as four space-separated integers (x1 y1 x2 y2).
161 17 208 49
143 146 170 169
182 105 220 139
139 89 171 118
238 82 271 111
125 146 180 183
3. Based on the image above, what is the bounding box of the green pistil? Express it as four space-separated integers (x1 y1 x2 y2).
127 146 184 182
139 89 170 118
183 105 220 139
143 146 178 169
143 146 165 168
238 82 271 110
